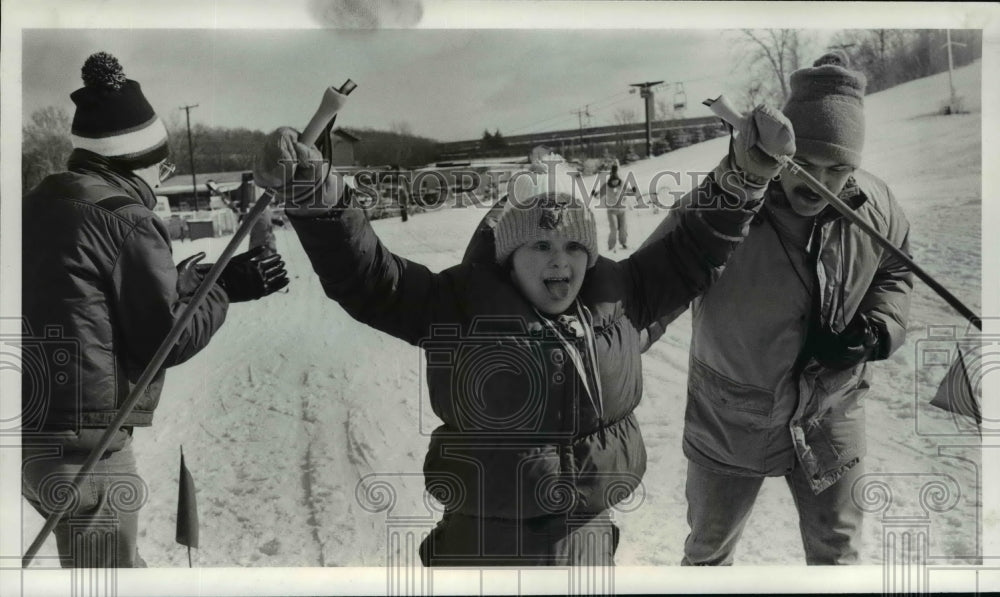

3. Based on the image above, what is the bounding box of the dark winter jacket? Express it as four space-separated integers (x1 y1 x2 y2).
642 169 912 493
289 174 761 520
21 150 229 430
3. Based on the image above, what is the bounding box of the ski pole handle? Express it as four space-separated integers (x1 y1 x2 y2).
703 95 747 135
300 79 357 146
704 94 792 165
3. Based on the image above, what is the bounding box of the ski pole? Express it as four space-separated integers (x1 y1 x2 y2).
22 79 357 568
703 95 982 332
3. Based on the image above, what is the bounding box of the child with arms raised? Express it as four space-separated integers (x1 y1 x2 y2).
254 92 794 566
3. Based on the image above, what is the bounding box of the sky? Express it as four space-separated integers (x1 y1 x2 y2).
21 28 755 142
12 1 986 143
8 2 993 143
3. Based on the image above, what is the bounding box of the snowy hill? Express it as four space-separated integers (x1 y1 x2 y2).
23 61 983 568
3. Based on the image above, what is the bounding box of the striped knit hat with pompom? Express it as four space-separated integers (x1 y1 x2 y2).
70 52 169 169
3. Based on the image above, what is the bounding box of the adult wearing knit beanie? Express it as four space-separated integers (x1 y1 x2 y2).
638 51 913 566
493 159 599 314
494 159 599 269
21 52 287 568
778 51 868 217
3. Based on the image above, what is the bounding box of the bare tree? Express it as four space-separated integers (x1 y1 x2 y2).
735 29 811 109
612 108 638 152
612 108 638 127
655 98 673 122
22 106 73 190
390 120 413 137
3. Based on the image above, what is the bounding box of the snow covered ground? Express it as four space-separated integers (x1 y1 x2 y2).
23 61 983 567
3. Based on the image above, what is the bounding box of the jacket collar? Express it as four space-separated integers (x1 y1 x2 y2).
66 149 158 210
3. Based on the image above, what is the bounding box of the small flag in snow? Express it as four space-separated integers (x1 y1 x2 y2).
930 344 981 428
176 446 199 551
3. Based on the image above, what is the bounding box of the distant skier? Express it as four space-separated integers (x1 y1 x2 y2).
592 160 631 251
21 52 289 568
640 52 914 565
399 182 410 222
254 94 795 566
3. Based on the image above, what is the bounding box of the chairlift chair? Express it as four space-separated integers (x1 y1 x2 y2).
673 82 687 113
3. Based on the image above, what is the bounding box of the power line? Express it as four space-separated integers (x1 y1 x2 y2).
179 104 199 211
570 105 591 144
506 89 631 135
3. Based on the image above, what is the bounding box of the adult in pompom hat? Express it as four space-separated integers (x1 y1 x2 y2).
255 102 769 565
639 52 913 565
21 52 289 568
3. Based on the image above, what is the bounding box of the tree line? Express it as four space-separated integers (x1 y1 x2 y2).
735 28 982 110
21 115 445 191
830 29 982 95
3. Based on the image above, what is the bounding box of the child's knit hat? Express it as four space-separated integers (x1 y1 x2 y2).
70 52 169 169
782 51 867 167
494 155 598 268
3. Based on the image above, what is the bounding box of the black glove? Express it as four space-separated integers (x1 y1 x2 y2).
176 252 207 299
206 246 290 302
809 314 886 371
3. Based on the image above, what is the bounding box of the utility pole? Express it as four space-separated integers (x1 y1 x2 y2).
630 81 663 158
942 30 966 114
571 105 590 155
180 104 199 211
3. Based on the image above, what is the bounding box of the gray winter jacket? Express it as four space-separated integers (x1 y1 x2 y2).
643 169 912 493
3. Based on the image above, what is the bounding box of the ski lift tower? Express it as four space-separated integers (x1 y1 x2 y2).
942 30 966 114
630 80 663 158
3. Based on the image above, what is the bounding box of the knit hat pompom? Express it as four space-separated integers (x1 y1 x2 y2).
81 52 127 91
70 52 169 169
782 52 867 167
495 155 599 268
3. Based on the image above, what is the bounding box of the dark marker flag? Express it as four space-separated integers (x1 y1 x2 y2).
930 344 981 428
176 446 199 550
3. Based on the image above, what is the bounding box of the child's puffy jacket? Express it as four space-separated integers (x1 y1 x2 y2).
288 175 759 520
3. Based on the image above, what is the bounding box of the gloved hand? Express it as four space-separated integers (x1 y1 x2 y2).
714 104 796 203
203 246 290 303
254 127 331 216
809 314 886 371
176 252 207 299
